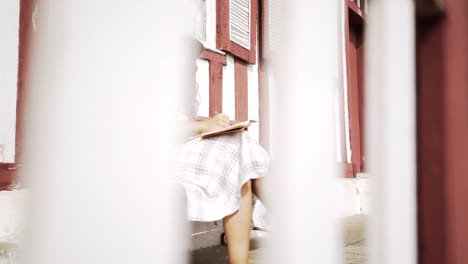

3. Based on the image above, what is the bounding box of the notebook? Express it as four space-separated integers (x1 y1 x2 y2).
199 120 255 138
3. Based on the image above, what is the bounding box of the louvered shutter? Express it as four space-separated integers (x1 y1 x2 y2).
216 0 257 63
229 0 251 49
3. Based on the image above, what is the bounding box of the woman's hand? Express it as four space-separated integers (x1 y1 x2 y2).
179 113 231 137
200 113 230 134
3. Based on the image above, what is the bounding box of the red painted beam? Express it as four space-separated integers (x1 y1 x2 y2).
234 59 248 121
200 50 227 65
0 163 17 191
345 4 365 176
209 61 223 116
347 0 366 20
415 0 445 17
417 0 468 263
199 49 226 117
16 0 34 165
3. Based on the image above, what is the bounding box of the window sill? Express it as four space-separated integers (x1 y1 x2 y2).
200 40 226 56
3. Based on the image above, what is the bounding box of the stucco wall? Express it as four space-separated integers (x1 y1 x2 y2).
0 190 28 242
196 58 210 117
247 64 260 142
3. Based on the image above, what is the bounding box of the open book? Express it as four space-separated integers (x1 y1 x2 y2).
199 120 255 138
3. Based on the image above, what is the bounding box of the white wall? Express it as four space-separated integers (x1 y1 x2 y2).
248 64 259 141
340 0 352 163
266 71 279 161
0 0 20 163
204 0 217 48
0 190 28 242
196 59 210 117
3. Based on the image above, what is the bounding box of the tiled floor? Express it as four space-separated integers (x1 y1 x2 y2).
1 215 367 264
190 240 366 264
191 214 367 264
1 241 365 264
344 240 366 264
0 243 16 264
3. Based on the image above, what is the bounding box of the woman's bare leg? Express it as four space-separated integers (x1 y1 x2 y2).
252 178 265 203
223 180 252 264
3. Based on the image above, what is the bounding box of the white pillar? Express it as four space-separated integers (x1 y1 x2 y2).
366 1 417 263
265 0 341 263
21 1 191 263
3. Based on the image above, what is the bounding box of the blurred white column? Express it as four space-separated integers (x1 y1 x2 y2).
265 0 341 263
21 1 192 263
366 1 417 264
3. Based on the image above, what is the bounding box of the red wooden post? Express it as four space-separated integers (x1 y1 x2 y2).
417 0 468 263
200 50 227 117
344 2 366 176
234 59 248 121
416 0 445 17
0 164 17 191
209 62 223 116
357 28 365 170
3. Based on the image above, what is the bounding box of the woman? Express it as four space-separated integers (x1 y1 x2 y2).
176 48 269 264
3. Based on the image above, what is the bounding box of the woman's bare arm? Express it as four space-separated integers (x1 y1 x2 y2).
180 113 230 138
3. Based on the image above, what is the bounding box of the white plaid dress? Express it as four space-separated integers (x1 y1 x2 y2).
176 131 269 222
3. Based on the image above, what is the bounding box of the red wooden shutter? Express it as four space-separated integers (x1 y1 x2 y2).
217 0 257 63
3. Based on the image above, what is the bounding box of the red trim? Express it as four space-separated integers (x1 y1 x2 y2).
347 0 366 20
359 0 366 13
199 49 227 117
0 164 18 191
416 0 445 17
217 0 257 64
16 0 34 164
417 18 446 264
216 0 230 50
234 59 248 121
344 163 355 178
209 61 223 116
249 0 258 63
357 28 365 170
345 4 365 175
200 50 227 65
258 0 270 151
417 0 468 262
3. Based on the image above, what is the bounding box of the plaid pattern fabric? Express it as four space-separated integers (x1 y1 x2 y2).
176 131 269 222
